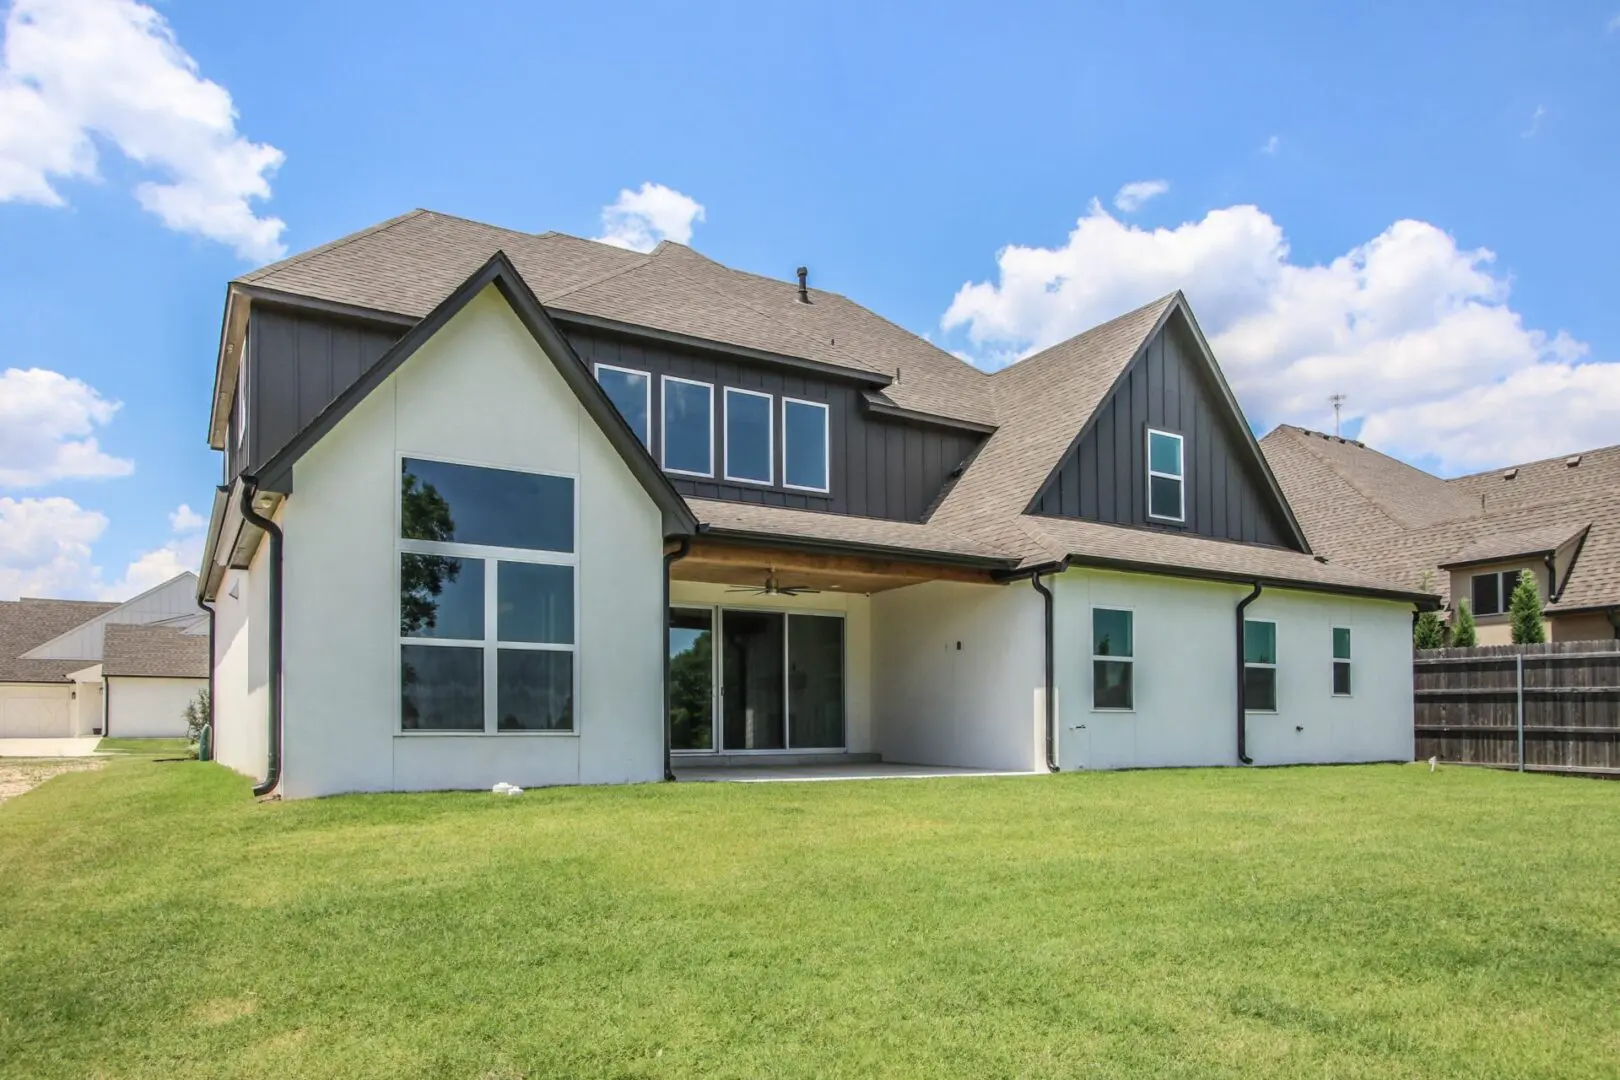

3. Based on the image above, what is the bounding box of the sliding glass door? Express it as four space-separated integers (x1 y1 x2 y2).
671 606 845 753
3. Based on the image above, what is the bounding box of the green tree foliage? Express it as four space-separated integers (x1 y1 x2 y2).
1414 571 1446 650
1451 599 1478 648
182 688 210 743
669 629 713 750
399 475 459 636
1509 569 1546 644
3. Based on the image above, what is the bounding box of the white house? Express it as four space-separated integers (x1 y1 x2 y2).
0 574 208 741
199 211 1434 798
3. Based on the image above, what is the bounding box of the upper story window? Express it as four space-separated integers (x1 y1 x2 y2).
724 388 773 485
1147 428 1184 522
398 457 576 735
1470 569 1524 616
595 364 651 448
1244 619 1277 712
662 376 714 478
783 397 830 492
1091 607 1134 710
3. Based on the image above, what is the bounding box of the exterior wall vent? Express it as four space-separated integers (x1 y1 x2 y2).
1503 467 1518 479
1565 455 1582 467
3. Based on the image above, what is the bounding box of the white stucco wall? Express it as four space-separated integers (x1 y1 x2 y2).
1051 568 1414 769
211 523 274 781
106 677 205 739
869 580 1046 772
276 285 665 798
667 581 873 755
0 684 73 738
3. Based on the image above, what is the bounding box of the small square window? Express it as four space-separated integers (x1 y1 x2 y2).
1244 666 1278 712
401 645 484 730
497 650 573 731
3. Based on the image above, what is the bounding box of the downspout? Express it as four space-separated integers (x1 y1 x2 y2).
102 675 110 738
662 536 691 782
1235 582 1263 765
239 480 283 798
1030 573 1059 772
198 598 217 761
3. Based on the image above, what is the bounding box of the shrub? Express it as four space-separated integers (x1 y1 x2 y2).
1509 570 1546 644
1452 599 1478 647
1414 611 1446 650
182 689 210 748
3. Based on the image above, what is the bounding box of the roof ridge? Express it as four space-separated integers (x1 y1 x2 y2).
1272 425 1434 535
237 209 430 284
1446 440 1620 482
540 251 657 305
993 291 1178 381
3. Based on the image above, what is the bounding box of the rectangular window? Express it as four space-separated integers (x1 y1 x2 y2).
1332 626 1352 696
724 387 774 485
1244 619 1277 712
1470 569 1523 617
399 458 577 734
1147 428 1185 522
1091 608 1134 710
594 364 650 448
662 376 714 477
783 397 830 492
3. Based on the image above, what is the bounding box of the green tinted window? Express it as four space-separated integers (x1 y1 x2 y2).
1332 627 1351 660
1244 620 1276 665
1093 608 1133 658
1148 430 1183 476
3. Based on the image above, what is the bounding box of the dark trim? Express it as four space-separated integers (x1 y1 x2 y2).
102 674 110 738
240 480 283 798
1030 573 1059 772
1439 549 1559 571
235 285 419 330
859 393 998 436
1236 582 1263 765
550 308 893 389
1058 551 1438 607
100 672 211 681
663 537 692 782
251 251 697 536
694 524 1015 571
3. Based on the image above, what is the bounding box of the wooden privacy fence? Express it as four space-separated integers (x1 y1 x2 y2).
1414 640 1620 777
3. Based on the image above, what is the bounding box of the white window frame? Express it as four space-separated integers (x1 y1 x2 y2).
593 363 651 448
1244 618 1278 714
395 453 580 737
723 387 775 486
660 375 714 478
782 396 831 493
1146 427 1185 523
235 347 248 452
1090 605 1135 713
1331 625 1352 698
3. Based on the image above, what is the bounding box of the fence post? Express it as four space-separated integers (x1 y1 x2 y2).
1516 651 1525 773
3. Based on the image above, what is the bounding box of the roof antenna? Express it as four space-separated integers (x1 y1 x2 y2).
796 266 810 304
1329 393 1347 438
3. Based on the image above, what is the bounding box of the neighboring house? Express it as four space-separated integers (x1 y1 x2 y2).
198 210 1432 799
1262 426 1620 644
0 574 208 740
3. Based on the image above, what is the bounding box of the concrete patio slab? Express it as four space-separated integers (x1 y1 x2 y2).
672 762 1034 783
0 737 102 758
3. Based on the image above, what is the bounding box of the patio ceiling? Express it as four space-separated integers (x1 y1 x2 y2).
671 539 1000 595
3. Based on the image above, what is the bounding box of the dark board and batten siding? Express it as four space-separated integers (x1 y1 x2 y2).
1032 318 1298 549
565 327 982 523
239 304 981 524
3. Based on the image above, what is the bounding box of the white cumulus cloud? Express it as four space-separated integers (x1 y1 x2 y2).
942 200 1619 473
0 495 107 599
596 182 705 252
0 367 133 487
1113 179 1169 212
0 0 286 260
167 503 205 532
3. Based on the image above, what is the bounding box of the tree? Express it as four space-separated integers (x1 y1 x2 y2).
1451 599 1477 647
1414 571 1446 650
399 475 460 636
1509 569 1546 644
182 688 210 750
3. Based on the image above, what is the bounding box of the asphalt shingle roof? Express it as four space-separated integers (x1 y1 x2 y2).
102 624 210 679
0 599 119 684
1262 425 1620 614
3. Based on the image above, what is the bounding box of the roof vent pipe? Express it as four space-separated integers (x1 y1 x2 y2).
796 266 810 304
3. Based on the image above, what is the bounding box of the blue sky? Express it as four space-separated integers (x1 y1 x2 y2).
2 0 1618 599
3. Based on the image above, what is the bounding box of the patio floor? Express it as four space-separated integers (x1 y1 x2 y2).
672 762 1035 783
0 738 102 758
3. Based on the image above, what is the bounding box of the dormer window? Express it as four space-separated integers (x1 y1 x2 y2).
1147 428 1184 522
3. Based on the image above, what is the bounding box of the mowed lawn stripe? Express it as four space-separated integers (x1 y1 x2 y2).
0 754 1616 1079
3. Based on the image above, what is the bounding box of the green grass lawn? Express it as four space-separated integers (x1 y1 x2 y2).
1 758 1616 1079
95 737 193 757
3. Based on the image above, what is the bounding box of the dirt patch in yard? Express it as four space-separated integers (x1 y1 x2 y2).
0 758 103 805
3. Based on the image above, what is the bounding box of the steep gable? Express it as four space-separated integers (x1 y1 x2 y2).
1025 304 1304 550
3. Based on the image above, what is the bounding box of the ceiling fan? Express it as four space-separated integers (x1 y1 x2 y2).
727 571 820 597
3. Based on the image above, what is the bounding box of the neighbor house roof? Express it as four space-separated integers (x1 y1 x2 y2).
0 599 120 684
1262 426 1620 614
214 212 1432 606
101 624 209 679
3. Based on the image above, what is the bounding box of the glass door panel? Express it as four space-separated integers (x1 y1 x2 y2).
788 614 845 749
670 608 715 751
721 610 785 750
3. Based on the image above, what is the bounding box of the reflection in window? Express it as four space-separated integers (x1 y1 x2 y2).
1244 619 1277 712
595 365 650 447
725 388 773 485
662 377 713 476
498 650 573 731
401 458 573 552
1092 608 1134 710
401 645 483 730
788 614 844 748
670 609 714 751
783 398 829 492
400 554 483 639
1147 429 1184 522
